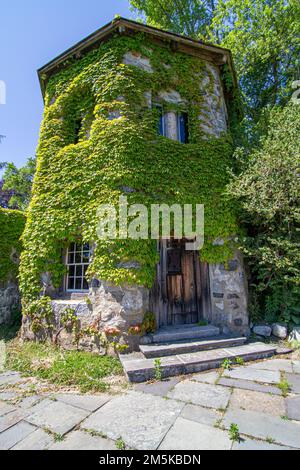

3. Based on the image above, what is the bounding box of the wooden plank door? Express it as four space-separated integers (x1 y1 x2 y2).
165 239 201 325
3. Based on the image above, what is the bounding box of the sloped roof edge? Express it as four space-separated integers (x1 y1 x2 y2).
38 17 237 96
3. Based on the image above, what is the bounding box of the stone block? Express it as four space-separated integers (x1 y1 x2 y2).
12 428 54 450
0 421 36 450
229 389 285 416
123 51 153 73
159 417 231 450
272 323 288 339
223 408 300 449
289 327 300 343
82 391 184 450
286 396 300 421
167 380 231 410
26 399 90 435
134 377 180 397
54 393 111 412
180 404 222 427
232 438 292 450
223 366 280 384
49 430 116 450
0 400 16 417
253 325 272 337
0 409 30 433
285 373 300 394
218 377 282 395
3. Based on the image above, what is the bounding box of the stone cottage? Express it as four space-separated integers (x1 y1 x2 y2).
20 18 251 356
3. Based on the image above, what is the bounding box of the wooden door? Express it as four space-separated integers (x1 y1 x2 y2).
166 239 201 325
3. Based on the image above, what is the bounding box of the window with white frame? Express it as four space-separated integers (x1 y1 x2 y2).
65 242 91 291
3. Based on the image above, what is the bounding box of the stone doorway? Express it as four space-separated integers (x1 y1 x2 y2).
150 239 211 327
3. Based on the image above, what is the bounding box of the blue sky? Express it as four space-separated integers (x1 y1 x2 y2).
0 0 131 169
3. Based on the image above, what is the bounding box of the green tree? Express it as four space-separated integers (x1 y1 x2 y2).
130 0 300 134
209 0 300 131
2 157 36 211
227 103 300 325
129 0 217 38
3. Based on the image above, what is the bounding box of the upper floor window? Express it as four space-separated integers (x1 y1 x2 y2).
65 242 90 291
74 119 82 144
153 104 189 143
154 104 166 137
178 112 189 144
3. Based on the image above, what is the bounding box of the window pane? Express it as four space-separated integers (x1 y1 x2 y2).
68 265 75 277
68 252 74 264
75 252 82 264
66 242 91 292
83 243 90 252
68 277 75 290
154 105 165 136
178 112 189 143
76 265 83 277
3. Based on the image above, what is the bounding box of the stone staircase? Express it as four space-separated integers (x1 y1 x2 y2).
120 325 277 383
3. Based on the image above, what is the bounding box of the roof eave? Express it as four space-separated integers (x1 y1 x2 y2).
38 17 238 97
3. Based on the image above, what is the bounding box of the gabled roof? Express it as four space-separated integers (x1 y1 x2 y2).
38 17 237 96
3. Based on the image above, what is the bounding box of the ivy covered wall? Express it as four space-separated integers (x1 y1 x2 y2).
20 33 239 305
0 208 25 284
0 208 25 325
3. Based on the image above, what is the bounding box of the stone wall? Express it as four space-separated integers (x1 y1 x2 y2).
208 252 249 336
0 282 20 325
122 52 228 139
22 282 150 353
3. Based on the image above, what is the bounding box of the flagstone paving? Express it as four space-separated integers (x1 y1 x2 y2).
0 356 299 450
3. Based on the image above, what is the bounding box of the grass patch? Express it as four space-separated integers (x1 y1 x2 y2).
5 340 123 393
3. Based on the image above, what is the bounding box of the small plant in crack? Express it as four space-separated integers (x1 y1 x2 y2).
281 415 290 421
154 359 163 381
116 437 126 450
266 436 275 444
235 357 244 366
222 358 233 371
229 423 240 442
278 378 290 397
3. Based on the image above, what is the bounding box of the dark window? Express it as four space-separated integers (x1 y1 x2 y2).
74 118 82 144
178 112 189 143
153 104 166 136
167 248 182 275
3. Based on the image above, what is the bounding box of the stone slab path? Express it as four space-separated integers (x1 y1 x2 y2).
0 357 299 450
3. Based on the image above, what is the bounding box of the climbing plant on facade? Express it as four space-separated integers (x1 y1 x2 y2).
20 33 239 307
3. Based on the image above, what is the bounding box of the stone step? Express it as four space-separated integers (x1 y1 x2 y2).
120 342 277 383
140 335 247 358
149 324 220 344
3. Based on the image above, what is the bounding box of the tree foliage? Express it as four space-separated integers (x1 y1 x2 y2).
228 103 300 325
209 0 300 129
130 0 217 38
2 157 36 211
130 0 300 132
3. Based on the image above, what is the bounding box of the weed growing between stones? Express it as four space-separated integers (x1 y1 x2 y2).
229 423 240 442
